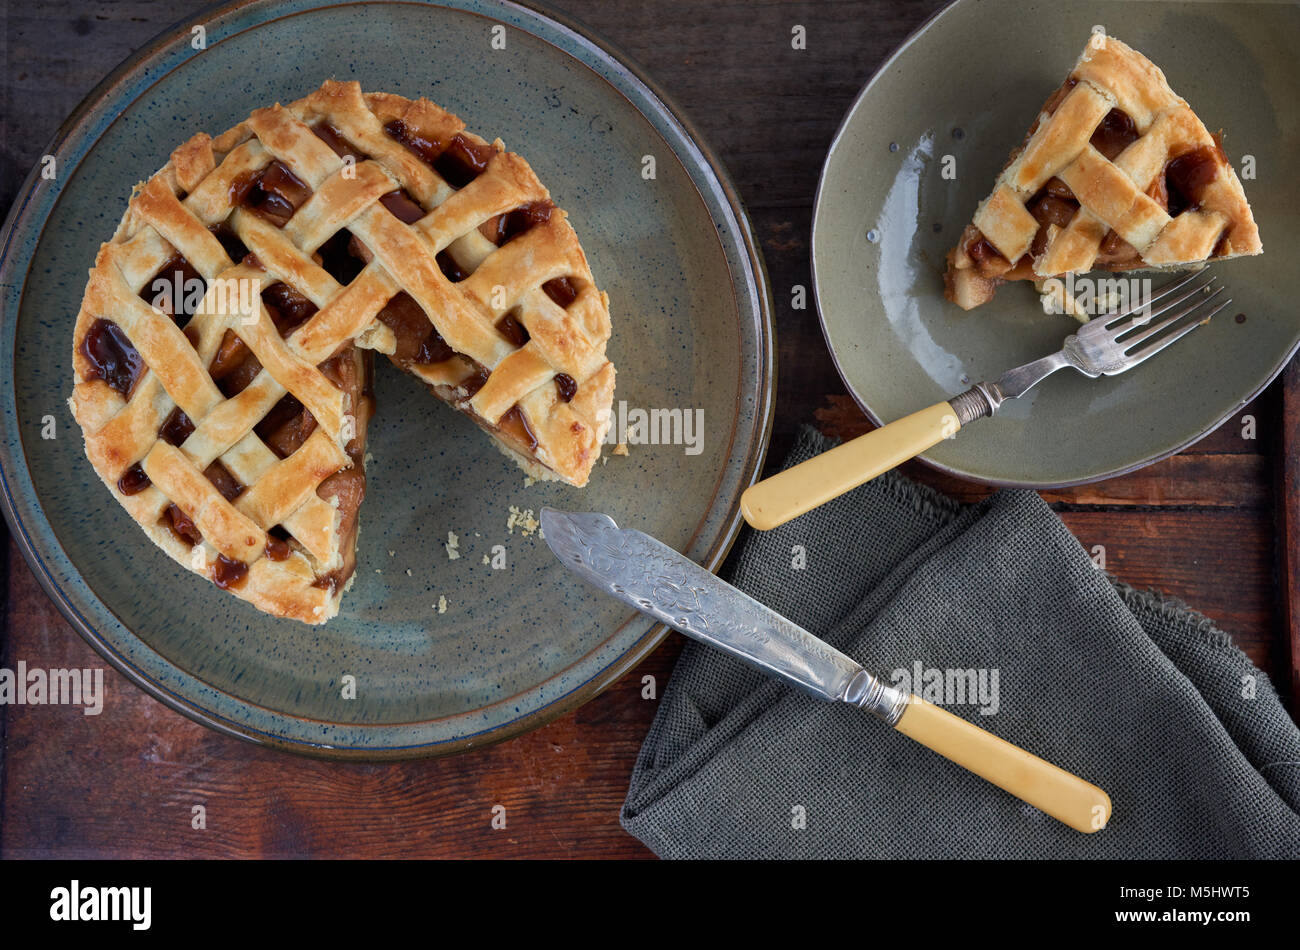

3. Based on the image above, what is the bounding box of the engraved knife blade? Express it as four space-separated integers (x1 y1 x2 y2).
539 508 907 720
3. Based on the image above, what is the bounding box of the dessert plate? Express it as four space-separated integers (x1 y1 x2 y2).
0 0 773 756
814 0 1300 487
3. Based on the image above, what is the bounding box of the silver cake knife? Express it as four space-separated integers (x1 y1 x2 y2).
540 508 1111 834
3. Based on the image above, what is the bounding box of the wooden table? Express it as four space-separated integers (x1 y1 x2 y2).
2 0 1295 859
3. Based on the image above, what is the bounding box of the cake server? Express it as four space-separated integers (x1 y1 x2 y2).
540 507 1111 834
741 270 1229 530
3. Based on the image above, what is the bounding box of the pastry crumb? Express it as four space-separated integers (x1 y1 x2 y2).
433 595 448 614
523 475 536 487
481 554 490 566
507 505 540 537
445 530 460 560
1035 279 1097 324
612 442 629 456
405 568 412 576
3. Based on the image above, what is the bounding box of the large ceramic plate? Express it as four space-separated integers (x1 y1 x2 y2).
814 0 1300 487
0 0 773 756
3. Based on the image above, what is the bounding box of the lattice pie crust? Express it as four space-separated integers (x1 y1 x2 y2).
70 81 615 623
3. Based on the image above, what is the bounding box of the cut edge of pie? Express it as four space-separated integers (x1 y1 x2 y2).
944 35 1262 311
69 80 615 624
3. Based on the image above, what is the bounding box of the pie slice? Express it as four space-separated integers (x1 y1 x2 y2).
944 35 1262 311
69 80 615 624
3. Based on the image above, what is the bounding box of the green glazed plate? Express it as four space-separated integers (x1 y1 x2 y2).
0 0 773 756
814 0 1300 487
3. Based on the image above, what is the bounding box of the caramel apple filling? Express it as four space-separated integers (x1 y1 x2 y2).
315 228 367 285
379 189 425 225
431 131 496 188
81 319 144 398
256 393 317 458
138 225 260 332
312 123 364 161
204 460 244 502
118 463 150 495
1090 108 1139 161
212 554 248 590
264 527 293 562
142 254 204 326
479 200 554 245
376 292 455 367
496 311 528 346
1162 141 1224 216
164 503 201 546
229 160 313 228
211 223 252 266
554 373 577 403
159 407 195 446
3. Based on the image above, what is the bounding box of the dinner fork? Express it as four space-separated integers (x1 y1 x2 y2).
741 270 1231 530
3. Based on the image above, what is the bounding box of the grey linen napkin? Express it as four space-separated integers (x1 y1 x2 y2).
621 426 1300 858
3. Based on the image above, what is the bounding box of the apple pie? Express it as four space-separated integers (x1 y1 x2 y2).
945 35 1262 310
69 80 615 623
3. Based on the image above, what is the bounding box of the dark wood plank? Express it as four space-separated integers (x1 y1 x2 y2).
814 394 1271 508
1059 509 1279 673
1276 359 1300 706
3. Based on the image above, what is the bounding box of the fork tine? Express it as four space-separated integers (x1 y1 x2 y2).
1100 268 1208 325
1103 272 1217 338
1120 297 1232 368
1121 285 1225 349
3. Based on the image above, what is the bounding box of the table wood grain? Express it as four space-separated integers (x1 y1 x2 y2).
1 0 1294 859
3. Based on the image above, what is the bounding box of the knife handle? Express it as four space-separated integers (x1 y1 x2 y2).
893 697 1111 834
740 402 961 531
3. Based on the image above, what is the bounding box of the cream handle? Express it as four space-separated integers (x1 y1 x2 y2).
740 402 960 531
894 698 1112 833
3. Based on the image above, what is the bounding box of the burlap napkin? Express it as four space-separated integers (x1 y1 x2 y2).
621 426 1300 858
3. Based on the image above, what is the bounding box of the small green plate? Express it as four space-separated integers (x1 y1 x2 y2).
0 0 773 756
814 0 1300 487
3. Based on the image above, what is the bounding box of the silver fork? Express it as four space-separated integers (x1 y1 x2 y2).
741 270 1231 530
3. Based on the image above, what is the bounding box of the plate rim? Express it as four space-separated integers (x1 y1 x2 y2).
0 0 775 758
810 0 1300 490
